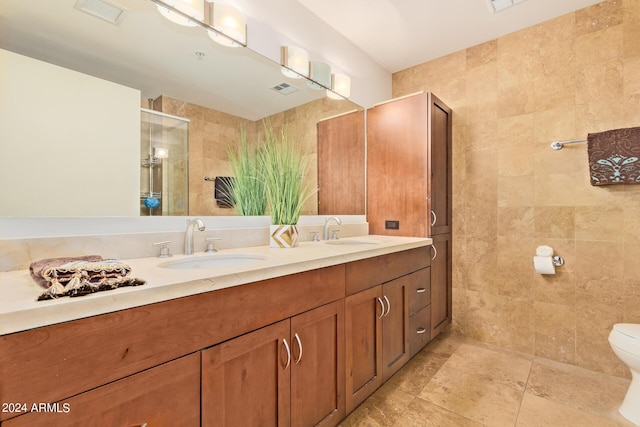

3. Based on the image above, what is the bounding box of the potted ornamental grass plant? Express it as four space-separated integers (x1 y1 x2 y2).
226 126 268 216
260 121 316 248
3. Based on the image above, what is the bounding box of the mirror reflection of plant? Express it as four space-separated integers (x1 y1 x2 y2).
226 125 267 216
260 120 317 225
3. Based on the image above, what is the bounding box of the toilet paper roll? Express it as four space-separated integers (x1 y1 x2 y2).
533 256 556 274
536 245 554 257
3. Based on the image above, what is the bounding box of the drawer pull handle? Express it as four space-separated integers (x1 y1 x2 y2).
431 245 438 261
377 297 385 319
131 424 148 427
431 210 437 226
417 327 427 334
294 333 303 364
416 288 427 293
283 338 291 370
383 295 391 317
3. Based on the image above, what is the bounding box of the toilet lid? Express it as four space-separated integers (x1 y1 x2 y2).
613 323 640 340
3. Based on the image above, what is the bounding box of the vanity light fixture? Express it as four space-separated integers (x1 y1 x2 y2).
327 73 351 99
157 0 204 27
280 46 309 79
307 61 332 90
206 1 246 47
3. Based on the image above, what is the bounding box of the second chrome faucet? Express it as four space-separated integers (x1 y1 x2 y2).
323 217 341 240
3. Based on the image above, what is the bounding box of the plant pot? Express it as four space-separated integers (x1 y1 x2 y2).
270 224 299 248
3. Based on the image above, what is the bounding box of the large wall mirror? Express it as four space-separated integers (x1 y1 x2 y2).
0 0 365 218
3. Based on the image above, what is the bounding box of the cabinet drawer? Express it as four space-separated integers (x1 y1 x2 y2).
409 305 431 358
408 268 431 316
4 353 201 426
346 246 431 295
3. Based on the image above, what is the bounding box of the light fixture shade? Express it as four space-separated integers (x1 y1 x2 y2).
328 73 351 99
157 0 204 27
307 61 331 90
281 46 309 79
207 2 246 47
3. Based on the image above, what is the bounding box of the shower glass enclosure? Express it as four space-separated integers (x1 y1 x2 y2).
140 109 189 216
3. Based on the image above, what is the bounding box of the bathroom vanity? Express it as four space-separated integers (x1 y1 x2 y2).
0 237 435 426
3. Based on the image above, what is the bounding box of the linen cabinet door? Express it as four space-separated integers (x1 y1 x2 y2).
290 300 345 427
430 235 452 339
202 320 291 427
381 276 410 380
3 354 200 427
427 93 453 236
345 286 384 413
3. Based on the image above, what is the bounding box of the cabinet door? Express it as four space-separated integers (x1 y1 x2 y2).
291 300 345 427
381 277 410 380
345 286 383 413
431 234 452 339
317 110 365 215
202 320 291 427
427 93 452 236
4 354 200 427
366 93 429 237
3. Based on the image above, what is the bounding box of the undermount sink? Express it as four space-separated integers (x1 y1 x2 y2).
324 239 380 246
159 253 267 270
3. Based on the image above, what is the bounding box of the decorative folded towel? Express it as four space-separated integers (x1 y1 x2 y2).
29 256 145 301
29 255 103 288
587 126 640 186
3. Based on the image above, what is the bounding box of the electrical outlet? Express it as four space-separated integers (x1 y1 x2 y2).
385 220 400 230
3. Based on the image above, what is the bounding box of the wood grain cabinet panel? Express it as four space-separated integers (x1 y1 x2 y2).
4 353 200 427
202 301 345 427
345 286 383 413
317 110 365 215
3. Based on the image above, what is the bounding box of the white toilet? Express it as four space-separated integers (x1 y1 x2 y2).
609 323 640 426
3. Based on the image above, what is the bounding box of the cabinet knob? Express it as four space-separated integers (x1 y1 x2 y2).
416 327 427 334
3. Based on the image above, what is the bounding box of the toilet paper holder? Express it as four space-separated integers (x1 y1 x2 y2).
531 255 564 266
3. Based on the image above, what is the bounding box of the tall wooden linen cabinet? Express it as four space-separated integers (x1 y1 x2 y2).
366 92 452 340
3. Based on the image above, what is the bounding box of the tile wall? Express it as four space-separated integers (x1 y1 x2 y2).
393 0 640 378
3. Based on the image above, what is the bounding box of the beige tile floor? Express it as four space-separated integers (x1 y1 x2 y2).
339 334 636 427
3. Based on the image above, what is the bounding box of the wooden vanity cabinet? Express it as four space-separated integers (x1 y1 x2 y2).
366 92 453 341
202 300 345 427
344 247 430 413
3 353 201 427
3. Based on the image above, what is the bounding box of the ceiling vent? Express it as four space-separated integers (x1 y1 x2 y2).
74 0 128 25
487 0 526 13
271 82 299 95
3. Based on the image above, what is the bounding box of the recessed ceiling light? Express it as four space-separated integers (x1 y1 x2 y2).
74 0 128 26
487 0 526 13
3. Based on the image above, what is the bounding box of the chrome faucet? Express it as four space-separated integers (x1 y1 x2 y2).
184 218 205 255
323 217 342 240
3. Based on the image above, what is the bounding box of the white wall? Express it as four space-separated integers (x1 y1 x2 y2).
0 49 141 216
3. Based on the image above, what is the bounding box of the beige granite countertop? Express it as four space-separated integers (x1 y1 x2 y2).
0 235 431 336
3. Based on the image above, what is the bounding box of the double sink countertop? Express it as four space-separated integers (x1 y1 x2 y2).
0 235 432 336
